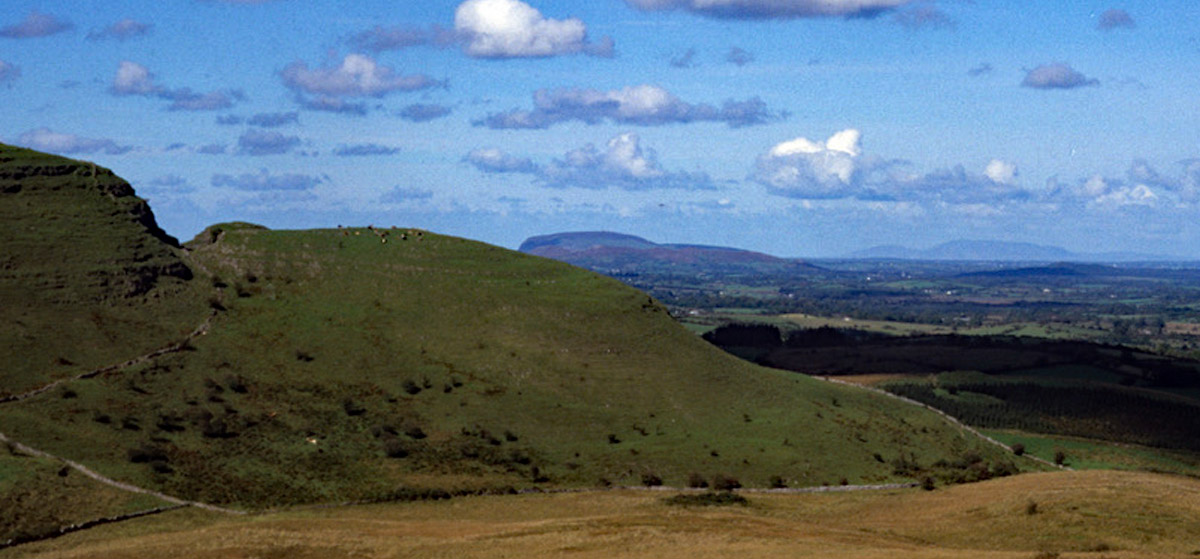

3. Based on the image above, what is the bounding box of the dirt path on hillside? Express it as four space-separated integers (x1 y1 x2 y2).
0 310 245 518
818 376 1067 471
0 310 216 405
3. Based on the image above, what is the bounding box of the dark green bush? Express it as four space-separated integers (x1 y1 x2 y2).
712 474 741 491
663 492 748 507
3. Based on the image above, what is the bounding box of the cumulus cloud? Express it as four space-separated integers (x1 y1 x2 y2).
110 61 159 95
1074 175 1157 208
0 11 73 39
465 147 539 173
1097 9 1135 30
281 54 439 97
236 130 301 156
87 18 152 41
16 128 131 156
333 143 400 156
622 0 913 19
985 159 1018 185
476 84 785 129
398 103 452 122
455 0 613 58
212 169 324 191
726 47 754 66
1021 63 1099 89
1048 160 1200 209
0 60 19 85
466 133 714 190
247 111 299 127
108 61 240 111
280 54 441 113
756 129 868 198
345 0 613 59
755 129 1032 205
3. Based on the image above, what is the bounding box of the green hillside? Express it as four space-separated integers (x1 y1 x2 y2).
0 145 1029 538
0 143 208 397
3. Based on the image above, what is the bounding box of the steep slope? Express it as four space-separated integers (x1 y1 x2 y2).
0 143 209 396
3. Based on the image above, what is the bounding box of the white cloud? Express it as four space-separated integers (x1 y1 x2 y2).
985 159 1017 185
465 147 538 173
16 128 131 155
757 130 1035 207
477 84 783 129
466 132 713 190
108 61 239 111
454 0 605 58
110 61 159 95
759 129 864 196
280 54 440 98
1093 184 1157 208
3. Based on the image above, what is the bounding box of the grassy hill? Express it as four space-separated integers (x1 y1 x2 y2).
0 143 208 397
1 145 1029 540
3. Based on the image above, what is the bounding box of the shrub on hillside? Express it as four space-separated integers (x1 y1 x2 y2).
663 492 748 507
383 438 409 458
402 380 422 395
686 472 709 488
1053 450 1067 466
641 472 663 487
127 443 167 464
1011 443 1025 456
712 474 741 491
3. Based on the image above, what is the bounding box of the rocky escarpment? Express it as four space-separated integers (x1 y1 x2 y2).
0 144 191 301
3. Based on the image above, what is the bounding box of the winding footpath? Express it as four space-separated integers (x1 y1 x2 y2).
0 310 245 534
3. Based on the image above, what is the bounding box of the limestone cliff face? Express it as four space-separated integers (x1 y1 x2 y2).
0 143 191 301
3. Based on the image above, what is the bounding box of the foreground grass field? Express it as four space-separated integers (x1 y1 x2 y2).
12 470 1199 558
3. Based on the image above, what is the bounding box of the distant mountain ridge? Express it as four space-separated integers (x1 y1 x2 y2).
849 240 1170 262
519 231 820 274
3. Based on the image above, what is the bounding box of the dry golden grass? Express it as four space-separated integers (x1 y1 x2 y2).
14 470 1200 559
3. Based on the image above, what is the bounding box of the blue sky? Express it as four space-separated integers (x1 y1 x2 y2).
2 0 1199 257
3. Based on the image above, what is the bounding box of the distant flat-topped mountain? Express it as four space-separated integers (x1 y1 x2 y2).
519 231 821 274
850 240 1168 262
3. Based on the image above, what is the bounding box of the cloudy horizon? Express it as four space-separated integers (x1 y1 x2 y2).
3 1 1198 258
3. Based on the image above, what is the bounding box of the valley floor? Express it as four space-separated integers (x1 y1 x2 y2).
11 470 1200 558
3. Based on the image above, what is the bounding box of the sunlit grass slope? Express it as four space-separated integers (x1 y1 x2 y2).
1 223 1021 509
16 470 1200 558
0 143 208 396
